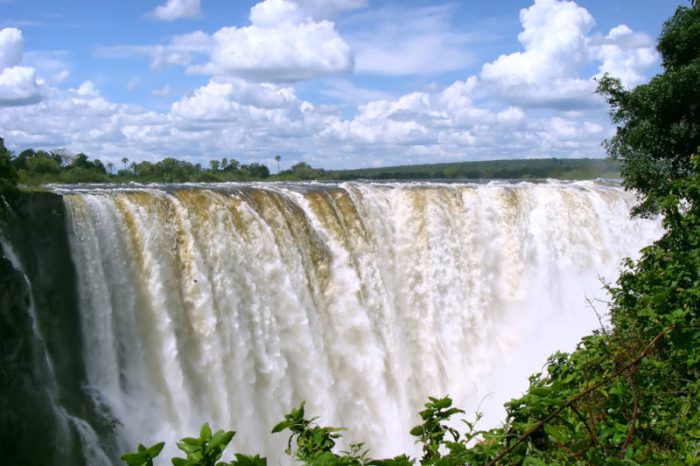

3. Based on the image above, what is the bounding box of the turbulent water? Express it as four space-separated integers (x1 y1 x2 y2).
51 180 661 463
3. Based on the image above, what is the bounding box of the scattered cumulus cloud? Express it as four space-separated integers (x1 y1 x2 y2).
478 0 657 109
150 0 201 21
189 1 354 81
593 25 657 87
483 0 595 85
0 27 42 106
104 0 354 82
480 0 598 109
2 0 662 167
0 27 23 69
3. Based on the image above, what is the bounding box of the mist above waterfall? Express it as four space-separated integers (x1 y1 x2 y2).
56 181 661 463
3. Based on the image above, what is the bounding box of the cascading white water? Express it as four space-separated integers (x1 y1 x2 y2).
59 180 662 464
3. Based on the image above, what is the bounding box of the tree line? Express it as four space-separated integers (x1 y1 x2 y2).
0 145 624 186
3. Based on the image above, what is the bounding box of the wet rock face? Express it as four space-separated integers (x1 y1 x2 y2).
0 222 73 466
0 191 118 466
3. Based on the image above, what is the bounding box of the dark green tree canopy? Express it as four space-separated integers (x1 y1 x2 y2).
597 2 700 216
0 137 19 196
658 1 700 70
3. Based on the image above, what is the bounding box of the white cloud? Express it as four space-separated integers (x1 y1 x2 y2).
190 0 353 81
484 0 595 84
150 0 201 21
250 0 305 26
478 0 656 109
152 85 172 97
593 25 657 87
76 80 99 96
480 0 596 108
1 71 612 168
170 78 311 125
497 106 525 125
347 4 474 76
104 0 354 82
0 27 23 69
0 65 42 105
0 27 42 106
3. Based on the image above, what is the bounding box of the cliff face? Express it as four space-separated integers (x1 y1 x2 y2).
0 192 117 466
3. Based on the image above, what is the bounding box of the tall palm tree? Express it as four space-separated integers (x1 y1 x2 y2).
275 154 281 174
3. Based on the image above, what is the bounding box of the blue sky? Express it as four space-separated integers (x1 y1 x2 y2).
0 0 686 169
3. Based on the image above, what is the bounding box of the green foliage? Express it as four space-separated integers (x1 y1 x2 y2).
409 396 463 462
596 2 700 216
171 422 235 466
121 442 165 466
270 402 416 466
0 137 19 197
271 402 355 465
121 423 266 466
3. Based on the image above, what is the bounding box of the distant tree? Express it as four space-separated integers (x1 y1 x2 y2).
107 162 114 174
26 152 61 175
597 2 700 216
442 166 462 178
71 153 91 169
290 162 319 180
12 148 35 170
121 157 129 171
209 160 220 171
240 162 269 179
225 159 240 172
275 154 281 174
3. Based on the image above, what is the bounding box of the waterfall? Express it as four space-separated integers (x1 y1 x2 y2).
57 180 661 463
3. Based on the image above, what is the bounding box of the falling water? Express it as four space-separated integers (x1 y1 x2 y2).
56 180 661 463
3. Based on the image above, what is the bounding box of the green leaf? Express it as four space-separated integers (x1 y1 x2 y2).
543 424 568 444
523 457 548 466
210 430 235 451
147 442 165 458
427 397 452 410
271 420 290 434
200 422 213 440
232 453 267 466
121 452 148 466
176 440 201 455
